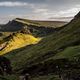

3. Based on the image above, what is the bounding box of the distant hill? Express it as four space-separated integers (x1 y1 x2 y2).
0 18 66 37
15 18 67 28
0 18 67 39
0 18 67 32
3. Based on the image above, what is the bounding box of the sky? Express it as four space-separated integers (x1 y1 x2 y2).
0 0 80 24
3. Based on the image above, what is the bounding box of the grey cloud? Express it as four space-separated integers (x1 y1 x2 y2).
0 0 80 24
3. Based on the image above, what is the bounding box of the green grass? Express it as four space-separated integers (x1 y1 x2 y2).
0 75 19 80
0 74 61 80
32 74 61 80
44 45 80 62
53 45 80 60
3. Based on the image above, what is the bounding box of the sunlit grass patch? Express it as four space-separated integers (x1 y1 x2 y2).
0 33 41 55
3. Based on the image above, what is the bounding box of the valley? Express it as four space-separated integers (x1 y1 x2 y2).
0 12 80 80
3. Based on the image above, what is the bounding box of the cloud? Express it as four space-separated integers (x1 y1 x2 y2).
34 5 80 21
0 14 29 24
49 17 73 22
0 1 32 7
59 7 80 17
34 8 48 13
47 5 80 21
0 1 80 23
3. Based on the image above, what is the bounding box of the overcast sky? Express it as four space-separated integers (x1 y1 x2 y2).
0 0 80 24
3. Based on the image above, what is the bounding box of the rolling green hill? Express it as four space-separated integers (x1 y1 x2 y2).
0 12 80 80
1 12 79 80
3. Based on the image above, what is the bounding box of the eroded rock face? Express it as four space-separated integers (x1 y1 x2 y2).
0 56 12 75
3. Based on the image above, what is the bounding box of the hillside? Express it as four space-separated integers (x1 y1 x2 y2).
0 18 67 32
15 18 67 28
0 18 67 39
0 19 64 37
0 18 66 56
0 33 41 55
0 18 65 55
1 12 80 80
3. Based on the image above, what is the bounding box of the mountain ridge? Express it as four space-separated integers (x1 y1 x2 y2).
0 18 67 32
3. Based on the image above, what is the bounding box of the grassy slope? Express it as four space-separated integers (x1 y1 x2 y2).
0 32 12 43
53 45 80 60
31 74 61 80
0 74 61 80
5 13 80 72
15 18 67 28
45 45 80 62
0 33 40 55
34 20 67 28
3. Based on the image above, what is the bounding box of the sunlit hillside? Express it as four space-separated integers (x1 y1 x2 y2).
0 33 41 55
